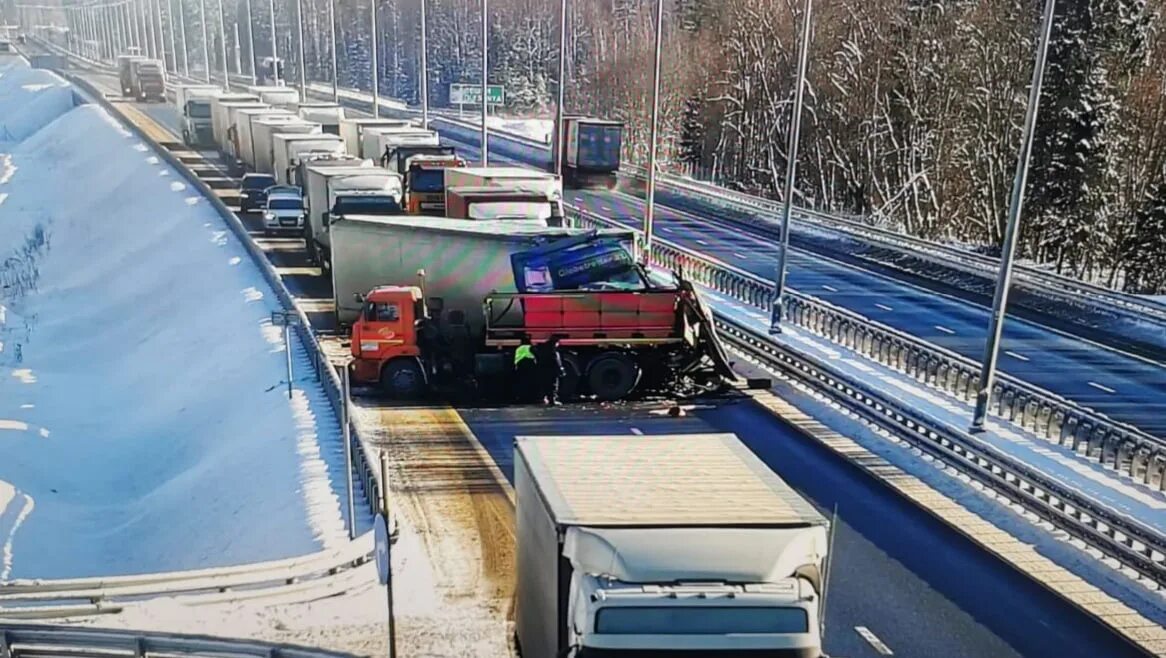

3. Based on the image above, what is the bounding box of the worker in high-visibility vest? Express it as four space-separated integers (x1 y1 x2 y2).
514 336 538 402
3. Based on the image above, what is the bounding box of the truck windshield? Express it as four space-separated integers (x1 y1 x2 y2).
594 607 809 635
268 198 302 210
409 168 445 193
186 102 211 118
468 201 551 222
332 196 402 216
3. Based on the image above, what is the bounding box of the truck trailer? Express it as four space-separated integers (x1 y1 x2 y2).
247 84 300 110
445 185 562 226
272 133 345 185
515 433 828 658
339 117 414 157
209 94 260 152
292 152 369 190
555 115 624 189
304 167 403 267
297 102 345 135
174 84 219 147
337 219 748 400
444 167 564 221
235 108 296 171
117 54 144 95
361 127 440 165
252 118 320 176
212 99 265 157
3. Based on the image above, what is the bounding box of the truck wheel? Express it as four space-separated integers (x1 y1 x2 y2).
586 352 641 401
381 360 426 398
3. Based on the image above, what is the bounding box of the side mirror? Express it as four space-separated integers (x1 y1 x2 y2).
321 211 330 227
428 297 444 314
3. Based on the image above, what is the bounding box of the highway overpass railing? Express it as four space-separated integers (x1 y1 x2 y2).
0 624 358 658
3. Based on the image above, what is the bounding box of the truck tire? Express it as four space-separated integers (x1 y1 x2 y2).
586 352 641 401
381 359 426 398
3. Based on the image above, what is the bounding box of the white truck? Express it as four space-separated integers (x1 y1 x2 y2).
210 95 261 154
223 102 272 161
358 127 439 165
339 117 414 157
298 102 345 135
247 84 301 110
304 166 403 267
174 84 219 147
272 133 346 186
235 108 296 171
516 433 830 658
292 153 370 192
252 118 321 176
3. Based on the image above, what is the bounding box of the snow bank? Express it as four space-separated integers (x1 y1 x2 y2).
0 81 348 579
0 60 76 144
449 112 553 144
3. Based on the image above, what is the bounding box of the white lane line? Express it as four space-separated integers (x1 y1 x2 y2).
696 239 709 245
875 303 894 312
630 427 643 435
734 253 748 260
822 284 838 292
1088 381 1117 394
855 626 894 655
934 325 956 335
1006 350 1030 362
662 227 674 232
600 205 612 212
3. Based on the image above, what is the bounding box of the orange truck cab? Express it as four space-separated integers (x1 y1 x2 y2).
350 286 427 390
405 155 467 215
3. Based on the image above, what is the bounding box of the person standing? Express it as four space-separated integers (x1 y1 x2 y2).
535 335 565 405
513 336 538 402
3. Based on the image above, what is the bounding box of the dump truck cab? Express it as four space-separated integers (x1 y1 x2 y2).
350 286 427 390
445 185 563 227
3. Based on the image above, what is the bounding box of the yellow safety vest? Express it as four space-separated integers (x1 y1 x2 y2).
514 344 535 366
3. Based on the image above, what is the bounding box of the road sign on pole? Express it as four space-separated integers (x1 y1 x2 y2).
374 512 390 585
449 82 504 106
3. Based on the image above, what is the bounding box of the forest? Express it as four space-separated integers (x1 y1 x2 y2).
164 0 1166 293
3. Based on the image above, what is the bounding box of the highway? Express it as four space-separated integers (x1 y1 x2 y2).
59 66 1157 657
139 79 1166 441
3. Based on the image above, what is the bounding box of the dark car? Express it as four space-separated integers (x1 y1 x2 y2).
239 173 278 212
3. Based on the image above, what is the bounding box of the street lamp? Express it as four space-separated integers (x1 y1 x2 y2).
642 0 664 265
479 0 487 164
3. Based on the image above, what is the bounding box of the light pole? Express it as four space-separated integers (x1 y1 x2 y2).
197 0 209 81
165 0 178 71
328 0 338 101
479 0 487 164
970 0 1058 431
267 0 279 84
217 0 228 87
641 0 664 265
369 0 379 116
295 0 305 97
176 0 189 75
553 0 566 176
244 0 256 83
419 0 428 128
769 0 813 334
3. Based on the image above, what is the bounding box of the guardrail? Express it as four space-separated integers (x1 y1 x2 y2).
0 624 359 658
568 206 1166 486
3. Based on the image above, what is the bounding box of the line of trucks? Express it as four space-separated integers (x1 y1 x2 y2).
177 81 766 402
117 51 165 102
172 84 833 657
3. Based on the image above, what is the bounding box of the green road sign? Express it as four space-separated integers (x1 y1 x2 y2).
450 83 505 105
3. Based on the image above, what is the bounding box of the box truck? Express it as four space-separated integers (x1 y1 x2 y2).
360 127 439 166
252 118 320 176
555 115 624 189
339 117 414 157
174 84 219 147
515 433 828 657
247 84 300 110
209 94 260 152
272 133 345 185
303 166 403 266
298 102 345 135
235 108 295 171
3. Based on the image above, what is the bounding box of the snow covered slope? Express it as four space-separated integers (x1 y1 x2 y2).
0 59 349 580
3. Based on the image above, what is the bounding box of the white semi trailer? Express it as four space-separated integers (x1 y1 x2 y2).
247 84 301 110
210 95 260 154
298 102 345 135
252 119 321 176
235 108 295 171
272 133 346 186
339 117 414 157
174 84 219 147
515 433 830 658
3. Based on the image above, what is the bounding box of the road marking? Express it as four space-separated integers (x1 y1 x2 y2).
855 626 894 655
696 239 709 245
1088 381 1117 394
600 205 612 212
734 253 747 260
662 227 673 232
1006 350 1030 362
822 284 838 292
875 303 894 312
934 325 956 335
630 427 643 435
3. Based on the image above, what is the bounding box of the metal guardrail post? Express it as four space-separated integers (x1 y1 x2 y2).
342 366 356 540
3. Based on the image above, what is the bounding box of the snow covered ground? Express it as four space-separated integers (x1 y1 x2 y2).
0 59 349 580
442 112 553 145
